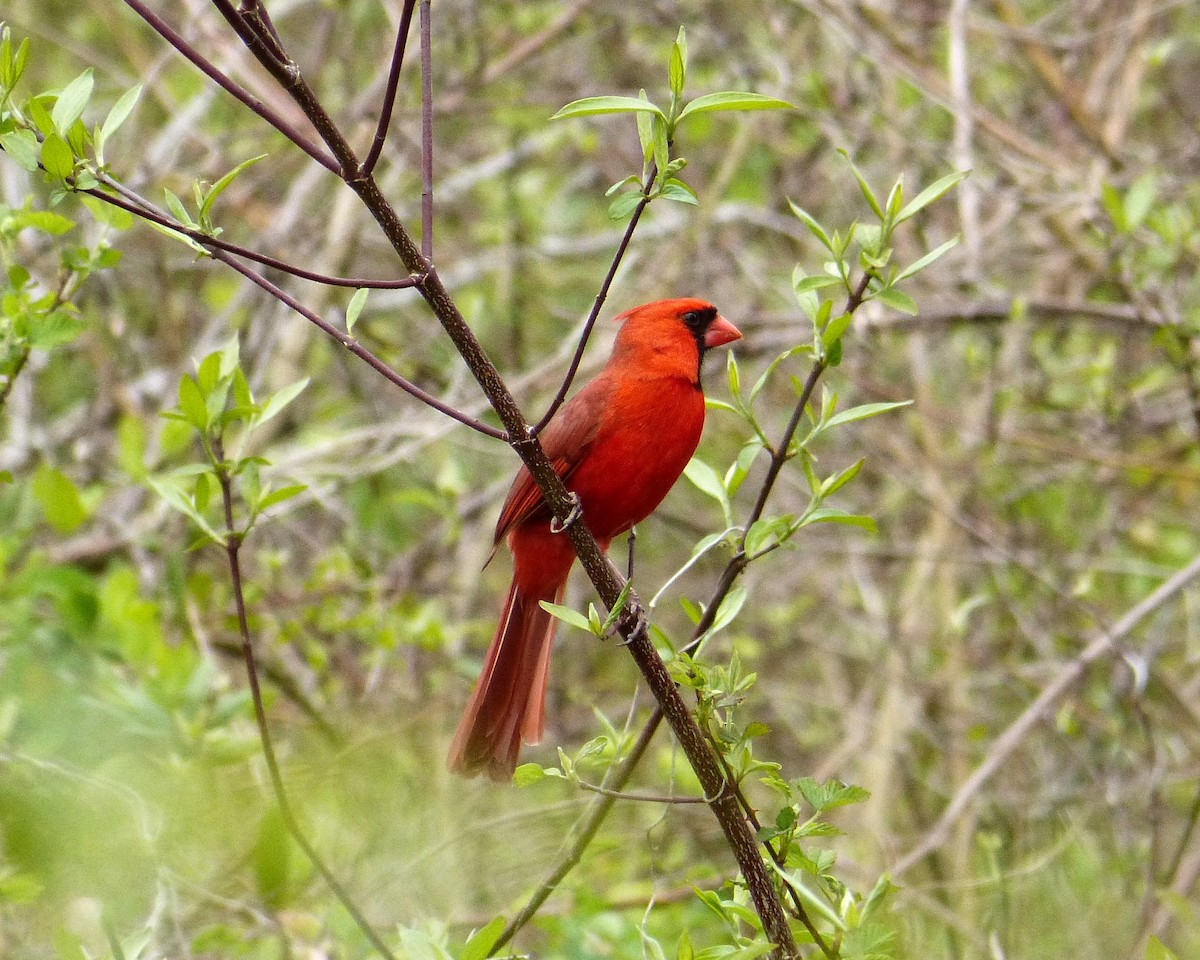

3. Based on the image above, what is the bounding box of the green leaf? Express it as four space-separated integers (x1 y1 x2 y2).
345 287 369 335
820 311 853 353
793 273 842 294
539 600 592 633
683 457 728 508
824 400 911 429
606 174 640 196
32 464 87 533
256 483 307 512
163 189 193 227
0 872 43 904
258 377 309 425
788 200 833 252
839 150 883 220
461 916 507 960
39 133 74 180
0 128 40 171
669 27 687 100
608 190 644 221
252 808 291 908
896 169 970 224
800 508 877 533
1124 171 1158 231
796 776 870 812
676 91 795 121
550 96 666 121
198 153 267 223
28 310 84 349
512 763 547 786
196 350 221 396
99 83 142 147
13 210 75 235
707 584 747 635
895 235 960 282
659 177 698 205
51 69 94 135
177 374 209 431
874 286 918 315
822 458 863 497
1145 937 1177 960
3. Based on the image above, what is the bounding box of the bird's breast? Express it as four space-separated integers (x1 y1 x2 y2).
566 375 705 540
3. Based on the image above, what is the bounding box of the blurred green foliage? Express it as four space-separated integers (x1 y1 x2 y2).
2 2 1200 959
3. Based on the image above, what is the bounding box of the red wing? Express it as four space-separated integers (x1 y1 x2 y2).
494 378 612 544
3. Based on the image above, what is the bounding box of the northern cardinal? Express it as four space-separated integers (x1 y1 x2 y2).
448 298 742 781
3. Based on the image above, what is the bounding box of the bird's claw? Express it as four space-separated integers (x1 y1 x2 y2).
616 600 649 646
550 493 583 534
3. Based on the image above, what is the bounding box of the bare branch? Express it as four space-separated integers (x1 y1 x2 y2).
360 0 417 178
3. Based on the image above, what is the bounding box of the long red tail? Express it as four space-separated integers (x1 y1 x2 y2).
447 575 564 781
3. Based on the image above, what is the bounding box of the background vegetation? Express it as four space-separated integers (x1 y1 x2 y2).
2 1 1199 958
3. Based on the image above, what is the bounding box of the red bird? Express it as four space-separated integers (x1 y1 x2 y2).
448 298 742 780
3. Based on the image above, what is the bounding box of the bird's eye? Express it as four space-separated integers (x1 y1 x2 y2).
682 311 702 328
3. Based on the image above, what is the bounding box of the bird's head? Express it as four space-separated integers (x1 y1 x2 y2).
612 298 742 385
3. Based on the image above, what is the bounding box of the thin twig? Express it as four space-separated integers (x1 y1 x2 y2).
533 171 655 434
214 439 397 960
419 0 433 262
122 0 339 173
212 251 506 439
576 780 710 803
360 0 417 178
90 178 422 289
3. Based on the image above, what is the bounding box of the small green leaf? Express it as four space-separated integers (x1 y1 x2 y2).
258 377 309 425
823 458 864 497
874 286 918 315
669 27 687 100
550 96 666 121
1145 936 1177 960
539 600 592 632
461 916 507 960
820 311 853 353
788 200 833 252
839 150 883 220
896 169 970 224
895 235 959 282
707 584 747 635
32 464 87 533
28 310 84 349
256 483 307 512
99 83 142 147
198 153 267 223
177 374 209 431
677 91 795 121
51 69 94 135
345 287 369 335
683 458 728 508
793 273 842 295
608 191 645 221
1124 171 1158 231
163 189 192 227
658 177 698 205
39 133 74 180
825 400 911 429
0 128 40 171
800 508 877 533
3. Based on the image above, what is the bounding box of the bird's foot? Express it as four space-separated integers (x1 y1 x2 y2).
616 600 649 646
550 493 583 534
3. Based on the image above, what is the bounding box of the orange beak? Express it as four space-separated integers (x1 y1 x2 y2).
704 314 742 349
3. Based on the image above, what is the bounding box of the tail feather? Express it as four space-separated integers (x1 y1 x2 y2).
447 578 564 781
